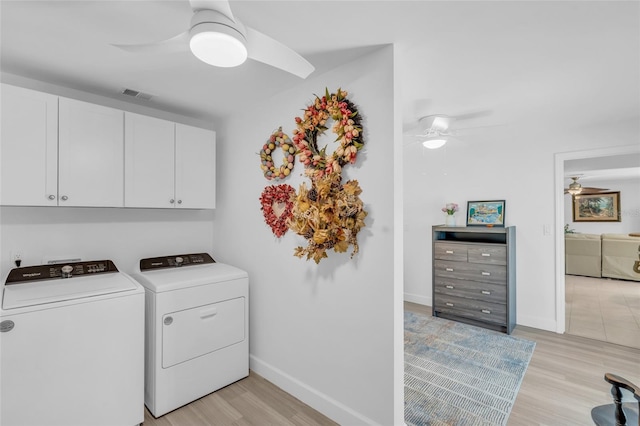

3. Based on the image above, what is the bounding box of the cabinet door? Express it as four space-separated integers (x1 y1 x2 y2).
0 84 58 206
175 124 216 209
124 113 175 208
58 98 124 207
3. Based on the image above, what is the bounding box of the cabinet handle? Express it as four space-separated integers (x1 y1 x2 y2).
481 253 491 257
445 285 454 289
445 250 454 254
445 302 454 307
61 195 68 201
170 199 175 204
481 271 491 276
446 268 454 272
481 290 491 295
48 195 56 200
177 200 182 204
481 309 491 314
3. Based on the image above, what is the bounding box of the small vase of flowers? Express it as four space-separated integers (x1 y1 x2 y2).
442 203 459 226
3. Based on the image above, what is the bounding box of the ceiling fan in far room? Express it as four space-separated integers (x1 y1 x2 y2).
112 0 314 79
564 176 609 196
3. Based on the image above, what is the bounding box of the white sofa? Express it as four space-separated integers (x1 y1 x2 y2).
601 234 640 282
565 233 602 278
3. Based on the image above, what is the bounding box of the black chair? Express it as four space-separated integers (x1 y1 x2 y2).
591 373 639 426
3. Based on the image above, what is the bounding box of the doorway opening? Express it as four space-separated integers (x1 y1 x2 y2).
555 145 640 347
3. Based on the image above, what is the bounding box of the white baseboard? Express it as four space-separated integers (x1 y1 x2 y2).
403 292 431 306
517 314 557 333
249 355 381 426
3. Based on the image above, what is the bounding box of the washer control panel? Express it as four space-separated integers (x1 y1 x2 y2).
6 260 118 284
139 253 215 271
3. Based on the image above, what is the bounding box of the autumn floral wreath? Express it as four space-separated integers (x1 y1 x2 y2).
291 88 364 180
288 172 367 263
259 127 296 181
259 184 295 238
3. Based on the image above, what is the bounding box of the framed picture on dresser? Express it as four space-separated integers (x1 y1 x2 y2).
466 200 505 227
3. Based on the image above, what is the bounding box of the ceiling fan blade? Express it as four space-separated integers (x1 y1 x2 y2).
454 109 493 121
245 27 315 79
112 32 189 54
564 187 609 195
581 187 610 193
189 0 234 20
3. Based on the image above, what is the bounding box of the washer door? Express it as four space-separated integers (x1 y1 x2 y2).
162 297 245 368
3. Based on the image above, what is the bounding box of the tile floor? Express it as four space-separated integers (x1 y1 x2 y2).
565 274 640 349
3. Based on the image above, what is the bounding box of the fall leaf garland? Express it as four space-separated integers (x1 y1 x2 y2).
286 89 367 263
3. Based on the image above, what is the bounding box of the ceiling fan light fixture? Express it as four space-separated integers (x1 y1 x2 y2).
567 187 582 195
422 137 447 149
189 11 247 68
567 177 583 195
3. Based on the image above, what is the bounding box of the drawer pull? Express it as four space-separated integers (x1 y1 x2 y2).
445 302 454 307
200 308 218 319
481 309 491 314
445 285 454 289
445 250 454 254
481 253 491 257
481 290 491 295
481 272 491 276
446 268 454 272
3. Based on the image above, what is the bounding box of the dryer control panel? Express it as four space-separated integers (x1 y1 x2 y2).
6 260 119 284
139 253 215 271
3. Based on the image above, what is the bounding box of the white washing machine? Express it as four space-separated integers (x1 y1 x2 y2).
0 260 145 426
131 253 248 418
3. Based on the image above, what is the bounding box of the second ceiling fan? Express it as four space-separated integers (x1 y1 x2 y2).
564 176 609 195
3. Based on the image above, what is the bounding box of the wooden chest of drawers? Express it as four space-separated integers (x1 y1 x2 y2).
432 226 516 334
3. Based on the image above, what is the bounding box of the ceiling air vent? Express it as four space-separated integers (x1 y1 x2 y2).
121 88 153 101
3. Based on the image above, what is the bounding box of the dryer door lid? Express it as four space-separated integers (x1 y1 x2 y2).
2 273 137 310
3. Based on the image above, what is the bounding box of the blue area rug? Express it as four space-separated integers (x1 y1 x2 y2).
404 311 535 425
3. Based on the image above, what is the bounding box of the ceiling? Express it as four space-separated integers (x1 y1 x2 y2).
1 1 639 136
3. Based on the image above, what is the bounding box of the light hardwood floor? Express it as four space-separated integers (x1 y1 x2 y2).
406 301 640 425
142 371 338 426
142 304 639 425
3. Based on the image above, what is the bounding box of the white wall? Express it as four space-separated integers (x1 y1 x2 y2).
212 46 401 425
0 207 214 276
564 177 640 234
403 119 640 331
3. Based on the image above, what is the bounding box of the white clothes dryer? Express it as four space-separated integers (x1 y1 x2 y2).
0 260 145 426
131 253 249 418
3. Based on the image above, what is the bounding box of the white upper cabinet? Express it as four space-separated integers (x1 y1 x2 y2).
175 123 216 209
1 84 59 206
124 113 175 208
1 84 214 209
58 98 124 207
124 115 216 209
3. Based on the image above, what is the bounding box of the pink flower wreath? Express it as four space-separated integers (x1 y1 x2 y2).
259 184 295 238
291 88 364 180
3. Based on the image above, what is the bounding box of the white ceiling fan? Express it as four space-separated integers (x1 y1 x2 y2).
413 115 455 149
408 112 493 149
113 0 315 79
404 105 496 149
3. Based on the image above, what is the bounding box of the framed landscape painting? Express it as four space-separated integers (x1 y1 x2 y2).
573 192 620 222
466 200 505 227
